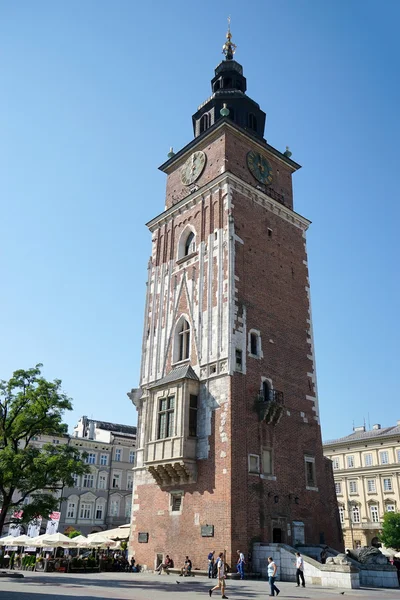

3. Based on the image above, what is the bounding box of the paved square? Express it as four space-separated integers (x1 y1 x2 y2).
0 572 399 600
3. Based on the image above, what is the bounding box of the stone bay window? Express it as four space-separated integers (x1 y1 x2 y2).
143 365 199 486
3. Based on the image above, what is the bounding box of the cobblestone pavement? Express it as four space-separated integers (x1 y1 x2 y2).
0 572 399 600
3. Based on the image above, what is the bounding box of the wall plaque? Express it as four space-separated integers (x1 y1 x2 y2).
138 532 149 543
201 525 214 537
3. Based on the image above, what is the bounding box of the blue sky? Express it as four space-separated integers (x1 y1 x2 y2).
0 0 399 441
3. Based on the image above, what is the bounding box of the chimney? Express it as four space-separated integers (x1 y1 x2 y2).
372 424 381 430
354 426 365 432
88 420 95 440
397 420 400 427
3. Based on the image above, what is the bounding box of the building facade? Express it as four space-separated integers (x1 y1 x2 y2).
29 416 136 536
323 422 400 549
129 28 342 569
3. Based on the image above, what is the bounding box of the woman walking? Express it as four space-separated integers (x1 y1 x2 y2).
267 556 280 597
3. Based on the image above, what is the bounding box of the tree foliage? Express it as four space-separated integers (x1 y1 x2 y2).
0 364 89 536
380 511 400 550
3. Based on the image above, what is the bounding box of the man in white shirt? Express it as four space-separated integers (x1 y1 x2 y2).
295 552 306 587
209 552 228 599
236 549 245 580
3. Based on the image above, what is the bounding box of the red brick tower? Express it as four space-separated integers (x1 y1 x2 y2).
129 27 342 569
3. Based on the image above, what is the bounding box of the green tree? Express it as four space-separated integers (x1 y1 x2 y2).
0 364 89 536
67 529 82 539
380 511 400 550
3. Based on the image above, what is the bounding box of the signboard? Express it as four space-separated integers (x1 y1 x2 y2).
138 532 149 543
201 525 214 537
46 511 60 535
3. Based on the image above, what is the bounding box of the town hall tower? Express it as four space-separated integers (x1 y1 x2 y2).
129 27 342 568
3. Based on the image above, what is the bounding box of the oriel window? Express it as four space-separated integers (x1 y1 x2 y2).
157 396 175 439
189 395 198 437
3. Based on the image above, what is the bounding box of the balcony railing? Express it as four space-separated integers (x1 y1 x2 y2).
257 389 284 404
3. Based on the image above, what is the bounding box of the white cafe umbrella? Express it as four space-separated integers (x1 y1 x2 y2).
41 532 76 547
28 534 50 548
69 535 89 547
0 535 19 546
87 533 117 548
10 535 30 546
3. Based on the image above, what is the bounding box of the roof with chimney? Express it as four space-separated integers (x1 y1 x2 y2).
324 422 400 446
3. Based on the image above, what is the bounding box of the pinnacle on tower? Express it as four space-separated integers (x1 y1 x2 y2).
222 16 237 60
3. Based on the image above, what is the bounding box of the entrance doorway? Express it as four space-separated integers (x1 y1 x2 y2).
273 528 282 543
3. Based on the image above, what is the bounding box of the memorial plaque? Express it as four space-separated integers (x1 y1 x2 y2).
201 525 214 537
138 532 149 543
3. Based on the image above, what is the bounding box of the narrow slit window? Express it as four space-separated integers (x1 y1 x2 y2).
189 395 198 437
178 319 190 361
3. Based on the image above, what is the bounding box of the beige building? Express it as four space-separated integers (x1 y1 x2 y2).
323 422 400 549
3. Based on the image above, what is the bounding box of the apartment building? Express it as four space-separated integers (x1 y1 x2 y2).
323 422 400 548
28 416 136 536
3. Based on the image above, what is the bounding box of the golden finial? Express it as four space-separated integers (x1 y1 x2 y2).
222 16 236 60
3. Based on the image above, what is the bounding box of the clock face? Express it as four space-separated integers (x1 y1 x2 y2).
247 150 273 185
180 151 207 186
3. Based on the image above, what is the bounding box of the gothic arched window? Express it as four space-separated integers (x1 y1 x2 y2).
177 227 196 261
176 318 190 362
184 232 195 256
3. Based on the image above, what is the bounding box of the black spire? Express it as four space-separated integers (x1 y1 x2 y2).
192 20 266 139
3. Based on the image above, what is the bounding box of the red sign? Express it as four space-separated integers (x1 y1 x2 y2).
13 511 23 519
49 512 60 521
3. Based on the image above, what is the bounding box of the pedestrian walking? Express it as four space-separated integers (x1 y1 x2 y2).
267 556 280 597
295 552 306 587
209 552 228 598
320 547 327 564
236 549 245 580
208 550 215 578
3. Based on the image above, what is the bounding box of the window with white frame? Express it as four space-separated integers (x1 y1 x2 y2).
127 473 133 490
184 231 195 256
367 479 376 493
83 473 94 488
249 330 261 357
380 451 389 465
157 396 175 439
109 498 119 517
338 505 345 524
100 454 108 466
72 474 79 486
115 448 122 462
95 503 104 520
262 448 272 475
351 505 360 523
79 503 92 519
370 505 379 523
305 455 317 488
177 228 196 260
67 502 76 519
386 504 395 512
112 472 121 489
335 482 342 495
332 457 340 470
98 474 107 489
347 455 355 468
364 453 373 467
129 450 135 464
125 499 132 519
248 454 260 474
383 478 392 492
349 480 358 494
86 453 96 465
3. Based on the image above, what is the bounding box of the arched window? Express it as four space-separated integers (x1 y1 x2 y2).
250 331 259 356
248 113 257 131
177 319 190 361
178 227 196 261
185 232 195 256
200 113 210 133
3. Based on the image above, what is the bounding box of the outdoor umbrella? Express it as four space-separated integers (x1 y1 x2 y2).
41 532 76 547
87 533 117 548
69 535 89 547
10 535 30 546
29 534 50 548
0 535 19 546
